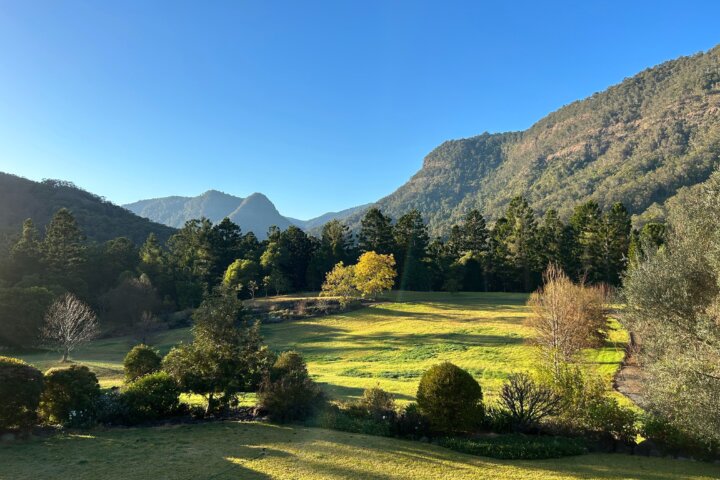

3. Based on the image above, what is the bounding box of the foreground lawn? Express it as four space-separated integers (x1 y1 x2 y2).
261 291 627 401
11 292 627 401
1 422 717 480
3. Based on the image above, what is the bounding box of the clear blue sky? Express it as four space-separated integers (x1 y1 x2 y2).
0 1 718 219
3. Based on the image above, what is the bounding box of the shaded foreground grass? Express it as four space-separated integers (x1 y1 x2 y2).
2 422 718 480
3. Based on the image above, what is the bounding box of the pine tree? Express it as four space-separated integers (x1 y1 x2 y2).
42 208 86 276
601 202 631 285
505 197 540 291
393 210 430 290
10 218 42 279
569 201 604 283
358 208 395 255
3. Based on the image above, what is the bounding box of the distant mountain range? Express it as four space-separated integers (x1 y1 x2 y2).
0 173 174 244
124 191 370 239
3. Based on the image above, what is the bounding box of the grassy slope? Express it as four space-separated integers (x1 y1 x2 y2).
13 292 627 402
2 422 718 480
260 292 627 402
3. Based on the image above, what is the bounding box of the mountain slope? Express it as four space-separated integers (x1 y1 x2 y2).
346 45 720 236
125 190 294 239
0 173 174 244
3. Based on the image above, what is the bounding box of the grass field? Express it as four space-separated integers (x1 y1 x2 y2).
260 291 627 402
2 422 718 480
11 292 627 402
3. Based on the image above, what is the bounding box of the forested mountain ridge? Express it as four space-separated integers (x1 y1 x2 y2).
0 173 174 245
344 45 720 236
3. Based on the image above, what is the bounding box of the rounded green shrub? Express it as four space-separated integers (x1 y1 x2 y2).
40 365 100 427
0 356 43 430
259 352 323 422
123 371 180 423
123 344 162 382
416 362 484 433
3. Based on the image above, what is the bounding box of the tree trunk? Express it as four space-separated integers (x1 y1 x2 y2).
61 348 69 362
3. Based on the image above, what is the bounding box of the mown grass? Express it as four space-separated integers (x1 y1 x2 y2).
11 292 627 402
260 291 628 402
2 422 718 480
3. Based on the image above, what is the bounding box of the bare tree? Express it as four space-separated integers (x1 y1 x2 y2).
42 293 99 362
526 264 607 377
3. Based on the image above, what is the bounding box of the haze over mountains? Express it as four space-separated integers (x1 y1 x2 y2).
124 191 370 239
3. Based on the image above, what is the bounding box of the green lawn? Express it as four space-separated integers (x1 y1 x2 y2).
2 422 718 480
11 292 627 402
260 291 628 402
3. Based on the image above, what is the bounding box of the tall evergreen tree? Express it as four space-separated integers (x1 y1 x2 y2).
42 208 87 277
358 208 395 255
10 218 42 280
505 197 540 291
601 202 632 285
393 210 430 290
569 201 604 282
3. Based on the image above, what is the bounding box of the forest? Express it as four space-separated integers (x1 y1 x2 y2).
0 195 662 349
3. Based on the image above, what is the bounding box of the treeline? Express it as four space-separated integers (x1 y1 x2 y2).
0 197 664 348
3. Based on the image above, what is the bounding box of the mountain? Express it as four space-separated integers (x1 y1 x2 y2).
344 45 720 236
288 203 372 232
0 173 175 244
125 190 293 239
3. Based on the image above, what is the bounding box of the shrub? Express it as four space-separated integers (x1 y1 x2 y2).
438 434 589 460
122 372 180 423
314 404 392 437
39 365 100 427
500 373 560 432
393 402 431 439
484 405 514 434
358 386 396 420
0 356 43 430
123 344 162 382
584 396 638 443
642 414 719 460
258 352 323 422
95 389 130 425
416 362 484 433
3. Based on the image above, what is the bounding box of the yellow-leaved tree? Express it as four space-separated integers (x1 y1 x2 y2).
353 252 397 300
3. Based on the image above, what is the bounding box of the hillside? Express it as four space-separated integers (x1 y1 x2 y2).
0 173 174 244
125 190 293 239
343 45 720 236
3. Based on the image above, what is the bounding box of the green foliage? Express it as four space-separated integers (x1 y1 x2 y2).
123 344 162 382
163 289 271 413
122 371 180 423
624 169 720 448
416 362 484 433
437 434 589 460
259 351 323 422
39 365 100 427
0 356 43 430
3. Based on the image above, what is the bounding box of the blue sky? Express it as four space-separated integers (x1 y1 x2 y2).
0 1 718 219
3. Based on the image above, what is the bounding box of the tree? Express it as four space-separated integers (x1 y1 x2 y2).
42 208 87 281
353 252 397 299
505 197 540 291
569 201 604 282
9 219 42 280
163 289 271 413
320 262 357 307
358 208 395 255
600 203 631 285
99 274 161 333
526 264 607 377
124 344 162 382
394 210 430 291
223 258 260 294
623 170 720 447
42 293 99 362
